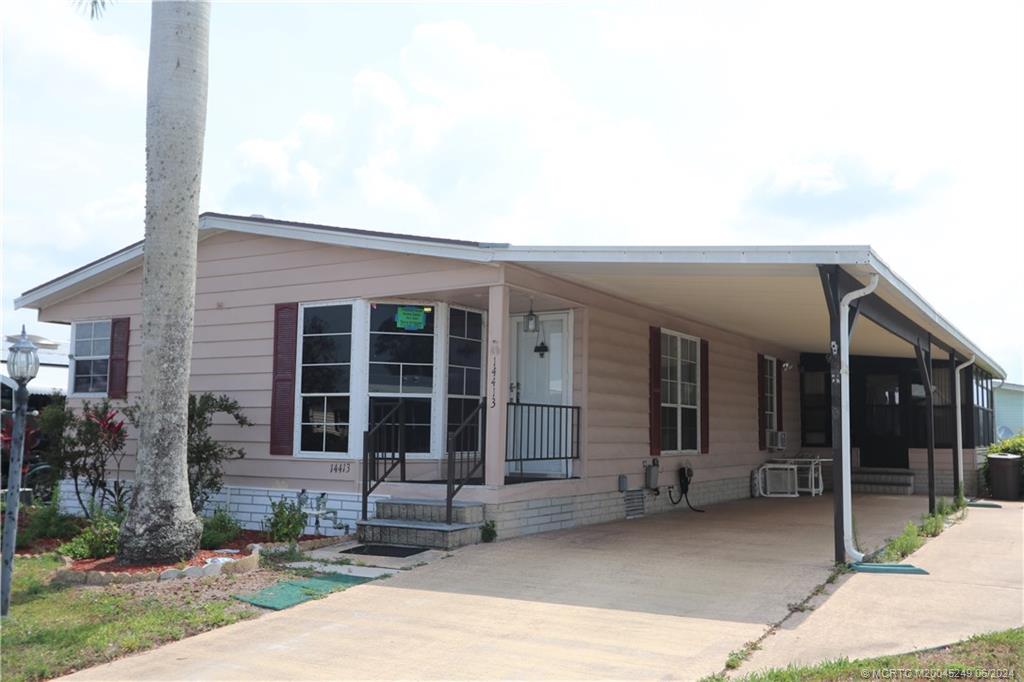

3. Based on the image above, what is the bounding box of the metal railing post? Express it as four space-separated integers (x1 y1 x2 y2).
361 430 370 521
446 434 456 525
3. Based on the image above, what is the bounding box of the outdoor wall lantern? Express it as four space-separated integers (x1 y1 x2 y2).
1 326 39 617
524 300 539 334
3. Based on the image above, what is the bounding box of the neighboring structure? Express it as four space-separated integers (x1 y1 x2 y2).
15 213 1005 560
994 382 1024 441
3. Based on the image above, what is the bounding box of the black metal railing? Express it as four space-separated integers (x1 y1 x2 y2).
361 399 407 521
446 397 487 524
506 402 580 481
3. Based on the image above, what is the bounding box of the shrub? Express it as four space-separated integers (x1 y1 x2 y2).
265 498 306 544
200 508 242 549
480 520 497 543
25 486 80 541
920 514 944 537
935 497 953 517
125 393 250 513
58 513 121 560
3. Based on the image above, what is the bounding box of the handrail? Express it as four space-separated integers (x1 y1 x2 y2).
361 399 407 521
446 397 486 524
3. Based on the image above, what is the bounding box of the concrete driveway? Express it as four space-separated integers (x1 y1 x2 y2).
66 494 929 681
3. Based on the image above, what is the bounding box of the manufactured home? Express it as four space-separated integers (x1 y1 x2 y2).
16 213 1004 561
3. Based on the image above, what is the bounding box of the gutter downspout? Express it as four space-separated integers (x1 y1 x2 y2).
955 354 976 490
840 274 879 563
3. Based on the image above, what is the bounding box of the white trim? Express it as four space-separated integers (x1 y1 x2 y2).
16 213 1003 379
293 299 356 459
68 319 111 398
659 328 701 456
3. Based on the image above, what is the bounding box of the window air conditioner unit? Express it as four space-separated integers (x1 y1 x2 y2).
766 430 786 450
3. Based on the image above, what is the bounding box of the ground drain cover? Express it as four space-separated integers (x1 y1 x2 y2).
340 544 427 558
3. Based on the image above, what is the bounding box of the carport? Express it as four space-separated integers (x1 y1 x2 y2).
501 246 1005 562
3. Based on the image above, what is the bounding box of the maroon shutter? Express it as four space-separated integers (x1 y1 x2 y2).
270 303 299 455
700 338 709 454
776 359 784 432
649 327 661 455
757 353 766 451
107 317 131 399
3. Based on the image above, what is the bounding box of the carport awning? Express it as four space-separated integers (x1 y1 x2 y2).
498 247 1003 377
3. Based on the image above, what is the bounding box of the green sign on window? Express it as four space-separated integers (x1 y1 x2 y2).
395 306 427 331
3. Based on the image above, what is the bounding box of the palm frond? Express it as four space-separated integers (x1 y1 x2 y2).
74 0 110 20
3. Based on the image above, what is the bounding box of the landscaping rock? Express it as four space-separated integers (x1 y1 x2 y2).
54 568 86 585
158 568 182 582
202 561 223 577
86 571 113 586
182 565 205 579
222 549 259 575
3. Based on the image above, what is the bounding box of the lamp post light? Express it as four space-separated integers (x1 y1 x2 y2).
2 326 39 617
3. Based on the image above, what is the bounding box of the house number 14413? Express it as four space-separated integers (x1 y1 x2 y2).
329 462 351 474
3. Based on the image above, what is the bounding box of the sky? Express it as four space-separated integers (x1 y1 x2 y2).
2 0 1022 381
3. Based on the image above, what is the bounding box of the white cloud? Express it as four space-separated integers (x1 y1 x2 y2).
2 0 146 94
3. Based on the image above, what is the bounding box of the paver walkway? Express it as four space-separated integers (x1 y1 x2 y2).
744 501 1024 674
64 493 989 681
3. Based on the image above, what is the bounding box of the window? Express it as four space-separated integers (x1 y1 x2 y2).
660 330 699 452
298 303 352 453
447 308 484 444
800 369 830 446
71 320 111 394
763 356 778 432
368 303 436 452
973 368 994 447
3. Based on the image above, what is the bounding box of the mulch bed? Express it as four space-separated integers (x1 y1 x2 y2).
63 530 330 575
17 537 64 555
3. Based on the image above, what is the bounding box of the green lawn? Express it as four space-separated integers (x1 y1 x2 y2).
1 555 257 682
738 628 1023 681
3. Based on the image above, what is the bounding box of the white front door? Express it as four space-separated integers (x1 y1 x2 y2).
508 312 573 478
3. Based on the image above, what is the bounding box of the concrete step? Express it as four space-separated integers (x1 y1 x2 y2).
852 483 915 496
356 518 484 550
851 469 914 486
375 498 484 524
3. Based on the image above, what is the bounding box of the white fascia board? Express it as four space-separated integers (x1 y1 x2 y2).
14 243 145 310
866 250 1006 379
493 244 874 265
199 214 496 263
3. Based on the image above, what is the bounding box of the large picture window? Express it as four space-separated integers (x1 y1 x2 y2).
298 303 352 453
368 303 436 452
71 320 111 395
661 330 700 452
447 308 484 439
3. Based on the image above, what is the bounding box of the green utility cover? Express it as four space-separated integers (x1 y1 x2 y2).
234 573 371 610
850 562 929 575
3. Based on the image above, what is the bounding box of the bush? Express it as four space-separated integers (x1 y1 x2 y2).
265 498 306 544
23 486 80 542
58 513 121 560
124 393 250 513
200 508 242 549
480 520 497 543
920 514 945 537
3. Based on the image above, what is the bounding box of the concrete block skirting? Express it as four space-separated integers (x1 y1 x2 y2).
485 476 752 540
56 479 386 538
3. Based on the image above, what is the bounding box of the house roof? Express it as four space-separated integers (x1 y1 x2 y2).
15 211 1006 379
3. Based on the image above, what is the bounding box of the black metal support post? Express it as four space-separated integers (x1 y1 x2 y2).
361 432 370 521
1 382 29 617
819 265 846 564
915 342 937 514
949 349 961 498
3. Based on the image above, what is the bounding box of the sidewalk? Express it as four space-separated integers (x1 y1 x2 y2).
743 501 1024 674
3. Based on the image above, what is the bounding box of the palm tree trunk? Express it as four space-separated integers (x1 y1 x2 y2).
118 0 210 563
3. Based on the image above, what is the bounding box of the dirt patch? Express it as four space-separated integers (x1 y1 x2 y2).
16 537 64 555
100 566 291 608
70 548 253 574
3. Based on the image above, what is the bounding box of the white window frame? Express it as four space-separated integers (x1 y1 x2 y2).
294 299 357 459
660 329 701 455
764 355 778 433
69 319 112 398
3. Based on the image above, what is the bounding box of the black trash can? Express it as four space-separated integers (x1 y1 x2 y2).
988 453 1022 500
